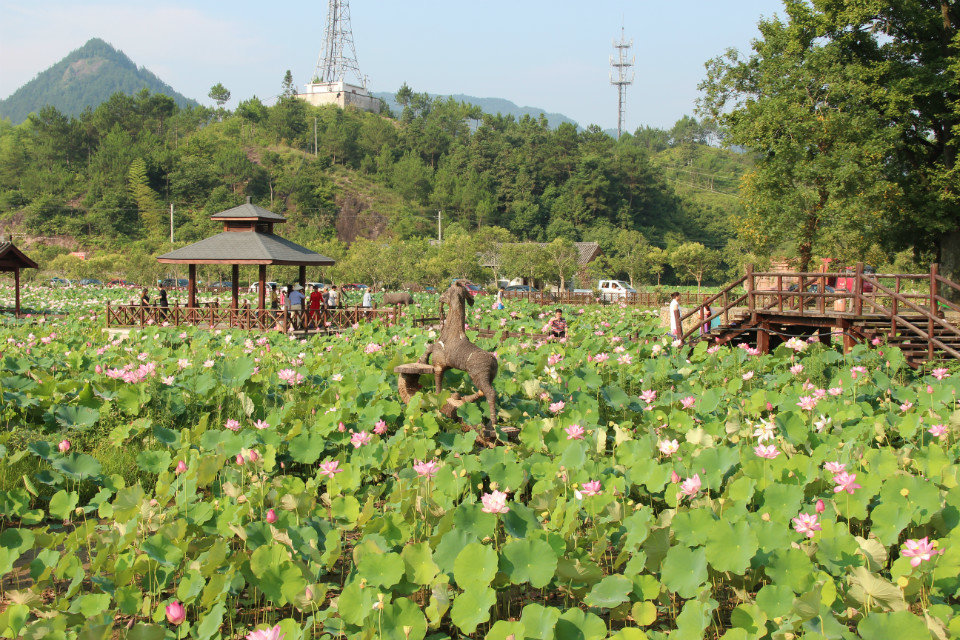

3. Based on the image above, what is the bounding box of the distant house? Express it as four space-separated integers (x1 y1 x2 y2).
482 241 602 290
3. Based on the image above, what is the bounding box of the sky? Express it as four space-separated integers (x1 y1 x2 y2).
0 0 786 130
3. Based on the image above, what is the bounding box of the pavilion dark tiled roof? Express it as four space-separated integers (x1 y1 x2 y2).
157 232 335 265
0 241 39 270
210 202 286 222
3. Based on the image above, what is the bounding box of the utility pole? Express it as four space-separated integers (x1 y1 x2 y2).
169 203 174 244
438 210 442 244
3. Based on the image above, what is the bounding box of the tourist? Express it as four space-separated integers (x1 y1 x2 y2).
329 285 340 309
278 286 287 309
547 308 567 339
669 291 682 338
139 288 150 307
495 288 505 310
309 285 324 327
269 285 279 310
158 285 169 320
288 283 305 311
362 287 373 309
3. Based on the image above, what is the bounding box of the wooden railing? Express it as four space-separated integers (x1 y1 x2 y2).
502 290 711 306
105 303 407 333
680 263 960 361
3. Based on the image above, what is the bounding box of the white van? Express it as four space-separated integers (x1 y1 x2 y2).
598 280 637 301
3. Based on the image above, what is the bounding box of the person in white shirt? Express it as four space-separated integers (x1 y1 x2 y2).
362 289 372 308
669 291 682 338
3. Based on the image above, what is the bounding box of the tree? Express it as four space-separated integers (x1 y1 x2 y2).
669 242 722 291
208 83 231 108
611 229 653 288
700 1 958 274
281 70 297 98
542 238 579 291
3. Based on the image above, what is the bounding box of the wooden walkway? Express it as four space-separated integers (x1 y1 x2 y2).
681 264 960 366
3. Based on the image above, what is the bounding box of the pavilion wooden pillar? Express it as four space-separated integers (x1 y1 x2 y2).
258 264 266 309
298 266 306 290
231 264 240 309
188 264 197 308
14 268 19 317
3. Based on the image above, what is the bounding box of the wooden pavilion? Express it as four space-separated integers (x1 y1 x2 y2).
156 198 335 310
0 239 38 316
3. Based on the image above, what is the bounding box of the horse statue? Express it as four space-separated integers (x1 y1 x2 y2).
418 281 499 437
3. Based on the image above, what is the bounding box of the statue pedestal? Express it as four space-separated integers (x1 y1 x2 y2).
394 363 435 403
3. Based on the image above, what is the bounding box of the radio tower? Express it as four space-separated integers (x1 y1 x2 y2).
314 0 365 88
610 25 634 139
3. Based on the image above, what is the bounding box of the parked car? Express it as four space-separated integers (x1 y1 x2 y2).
208 281 233 289
452 279 485 295
158 278 190 289
49 277 69 286
836 265 876 294
107 279 135 287
598 279 637 301
504 284 538 292
341 283 369 291
306 282 330 290
248 281 279 292
79 278 103 286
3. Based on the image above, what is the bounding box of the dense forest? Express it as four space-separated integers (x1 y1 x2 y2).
0 80 756 288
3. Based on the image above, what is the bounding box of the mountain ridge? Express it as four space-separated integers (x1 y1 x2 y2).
372 91 579 130
0 38 199 124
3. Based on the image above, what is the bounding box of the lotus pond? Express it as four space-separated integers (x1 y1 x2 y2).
0 295 957 640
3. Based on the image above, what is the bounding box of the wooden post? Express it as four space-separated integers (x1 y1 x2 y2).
757 319 770 354
258 264 266 309
853 262 864 316
298 265 306 290
776 274 783 312
13 267 19 317
746 264 755 317
231 264 240 310
929 263 939 361
818 264 826 314
106 302 111 327
188 264 197 309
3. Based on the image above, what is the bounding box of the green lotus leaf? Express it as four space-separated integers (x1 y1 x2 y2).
380 597 427 640
847 566 907 612
765 548 815 593
126 624 166 640
450 587 496 634
454 542 497 590
67 593 111 617
48 489 78 520
51 453 102 480
755 584 795 618
661 545 708 599
401 541 439 585
51 404 100 430
485 620 527 640
555 608 607 640
705 519 758 574
520 603 561 640
674 595 718 640
584 574 632 609
857 611 927 639
140 534 183 568
136 450 171 474
357 550 405 588
500 537 557 589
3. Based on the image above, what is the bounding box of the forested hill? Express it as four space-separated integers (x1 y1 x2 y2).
0 38 198 124
373 90 578 130
0 84 752 285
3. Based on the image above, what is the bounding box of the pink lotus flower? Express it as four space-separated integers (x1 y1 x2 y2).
277 369 305 385
658 439 679 456
871 336 882 346
364 343 383 354
246 625 285 640
265 509 277 523
850 366 866 379
828 387 843 396
617 353 633 365
58 439 71 453
413 459 439 478
753 419 776 442
679 474 701 499
549 401 565 414
175 460 187 474
680 396 696 409
900 402 913 412
797 396 818 411
639 389 657 404
832 471 861 494
481 490 510 514
593 352 610 363
246 449 260 463
350 431 372 448
742 371 754 381
901 537 943 568
929 424 948 438
373 420 387 435
670 470 680 483
225 419 241 432
253 419 270 430
565 424 585 440
790 364 804 375
932 368 950 380
165 600 186 625
547 354 563 366
815 499 825 514
824 461 846 474
792 512 821 538
754 444 780 459
580 480 602 497
319 460 342 477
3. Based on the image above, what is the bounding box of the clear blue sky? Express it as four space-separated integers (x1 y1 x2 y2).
0 0 786 130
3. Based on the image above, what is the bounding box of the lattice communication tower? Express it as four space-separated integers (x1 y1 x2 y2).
314 0 367 88
610 26 634 139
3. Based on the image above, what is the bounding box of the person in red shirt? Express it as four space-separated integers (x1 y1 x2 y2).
547 308 567 339
309 285 324 328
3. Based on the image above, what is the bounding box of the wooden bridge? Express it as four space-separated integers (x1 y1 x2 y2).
681 264 960 366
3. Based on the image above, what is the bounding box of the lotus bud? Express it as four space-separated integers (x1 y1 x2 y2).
175 460 187 474
165 600 186 625
815 499 825 514
266 508 277 523
58 439 71 453
246 449 260 463
670 470 680 484
236 453 245 465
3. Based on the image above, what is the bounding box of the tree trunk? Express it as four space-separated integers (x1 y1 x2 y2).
937 230 960 301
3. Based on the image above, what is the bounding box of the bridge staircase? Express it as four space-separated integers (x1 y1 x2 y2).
682 264 960 367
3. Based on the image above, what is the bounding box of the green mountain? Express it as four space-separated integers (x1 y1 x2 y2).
0 38 198 124
373 91 578 129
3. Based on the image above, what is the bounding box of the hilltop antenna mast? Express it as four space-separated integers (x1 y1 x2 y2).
314 0 365 88
610 25 634 139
